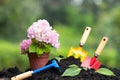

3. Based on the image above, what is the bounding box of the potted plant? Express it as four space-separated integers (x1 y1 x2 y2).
20 19 60 70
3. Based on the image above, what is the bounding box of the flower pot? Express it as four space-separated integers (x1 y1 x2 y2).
28 53 50 70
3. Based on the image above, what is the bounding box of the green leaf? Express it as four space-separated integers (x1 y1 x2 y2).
69 64 79 68
32 38 35 42
61 64 81 77
36 46 43 56
83 67 88 71
29 43 37 52
55 57 63 62
44 45 50 53
96 68 115 76
29 42 51 56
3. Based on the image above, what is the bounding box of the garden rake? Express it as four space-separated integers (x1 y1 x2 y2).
11 60 61 80
67 26 91 62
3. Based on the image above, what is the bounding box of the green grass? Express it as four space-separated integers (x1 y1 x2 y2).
0 40 29 71
99 48 118 68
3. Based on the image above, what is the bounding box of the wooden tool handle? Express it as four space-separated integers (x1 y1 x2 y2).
80 26 91 46
11 71 33 80
95 37 108 56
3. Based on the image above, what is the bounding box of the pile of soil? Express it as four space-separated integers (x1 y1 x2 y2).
0 56 120 80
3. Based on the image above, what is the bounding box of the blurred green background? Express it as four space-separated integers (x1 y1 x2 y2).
0 0 120 71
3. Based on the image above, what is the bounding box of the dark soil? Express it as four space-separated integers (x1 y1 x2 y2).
0 56 120 80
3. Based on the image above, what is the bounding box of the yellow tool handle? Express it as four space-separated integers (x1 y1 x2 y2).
11 71 33 80
80 26 91 46
95 37 108 56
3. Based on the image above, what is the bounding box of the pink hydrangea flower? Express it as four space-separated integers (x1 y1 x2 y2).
20 39 32 54
27 19 60 49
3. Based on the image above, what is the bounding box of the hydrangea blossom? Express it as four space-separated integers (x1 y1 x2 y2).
27 19 60 49
20 39 32 54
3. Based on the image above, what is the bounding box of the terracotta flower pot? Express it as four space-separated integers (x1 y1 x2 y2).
28 53 50 70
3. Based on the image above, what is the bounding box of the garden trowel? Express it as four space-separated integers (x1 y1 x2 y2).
81 37 108 70
11 60 61 80
67 26 91 62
